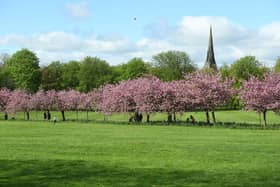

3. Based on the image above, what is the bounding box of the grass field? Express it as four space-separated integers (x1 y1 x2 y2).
3 110 280 126
1 121 280 186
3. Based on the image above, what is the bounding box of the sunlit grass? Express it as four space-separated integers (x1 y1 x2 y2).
1 121 280 186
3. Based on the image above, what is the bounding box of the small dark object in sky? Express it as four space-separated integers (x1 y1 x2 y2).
134 17 137 21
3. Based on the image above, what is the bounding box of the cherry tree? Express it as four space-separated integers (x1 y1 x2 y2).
30 90 46 111
160 80 193 122
0 88 10 119
100 81 137 115
100 76 163 122
56 90 70 121
240 74 280 127
66 90 83 120
45 90 58 111
185 72 233 124
132 76 163 122
80 90 102 121
6 90 32 120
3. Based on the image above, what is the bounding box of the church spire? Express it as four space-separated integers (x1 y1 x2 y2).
204 26 217 70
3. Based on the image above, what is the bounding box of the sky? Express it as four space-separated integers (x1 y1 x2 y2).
0 0 280 67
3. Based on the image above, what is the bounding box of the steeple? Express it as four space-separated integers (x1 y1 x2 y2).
204 26 217 70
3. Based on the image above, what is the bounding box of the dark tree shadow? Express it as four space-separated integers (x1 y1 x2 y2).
0 160 279 187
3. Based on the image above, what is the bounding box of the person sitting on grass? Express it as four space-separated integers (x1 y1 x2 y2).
190 115 196 124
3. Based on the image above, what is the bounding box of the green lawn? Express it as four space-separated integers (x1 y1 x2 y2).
1 121 280 186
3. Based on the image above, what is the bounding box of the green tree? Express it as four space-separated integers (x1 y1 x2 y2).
5 49 41 92
110 65 123 83
78 57 112 92
40 61 63 90
61 60 80 89
120 58 149 80
151 50 196 81
0 64 15 89
219 64 232 80
274 57 280 73
230 56 264 85
0 54 15 89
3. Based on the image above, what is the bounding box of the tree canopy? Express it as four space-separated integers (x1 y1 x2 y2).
78 57 112 92
151 51 196 81
5 49 41 92
41 61 63 91
61 61 80 90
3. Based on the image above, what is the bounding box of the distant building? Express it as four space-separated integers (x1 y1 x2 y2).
204 26 217 71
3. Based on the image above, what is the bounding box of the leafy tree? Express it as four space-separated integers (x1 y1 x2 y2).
41 61 63 91
78 57 112 92
61 60 80 89
120 58 149 80
151 51 196 81
110 65 123 83
219 64 231 80
5 49 41 92
274 57 280 73
0 64 15 89
230 56 264 85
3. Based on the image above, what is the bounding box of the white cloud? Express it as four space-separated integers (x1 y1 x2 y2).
65 1 90 18
0 16 280 67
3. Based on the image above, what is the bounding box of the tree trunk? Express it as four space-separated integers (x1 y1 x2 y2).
167 113 172 124
173 112 176 122
61 111 65 121
259 113 262 126
86 111 89 121
26 111 30 121
4 112 8 120
205 110 210 125
76 110 78 121
146 114 150 123
211 111 216 124
263 111 267 128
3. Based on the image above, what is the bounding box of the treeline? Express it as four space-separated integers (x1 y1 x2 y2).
1 48 280 92
1 72 280 127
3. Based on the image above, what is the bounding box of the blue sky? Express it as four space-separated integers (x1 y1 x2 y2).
1 0 280 66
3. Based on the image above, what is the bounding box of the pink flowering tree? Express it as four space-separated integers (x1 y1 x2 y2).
45 90 58 111
132 76 163 122
80 90 101 121
0 88 10 119
239 74 280 127
30 90 46 111
267 74 280 114
185 72 233 124
66 90 83 120
160 80 193 122
6 90 32 120
100 81 137 115
30 90 48 120
100 76 163 123
56 90 70 121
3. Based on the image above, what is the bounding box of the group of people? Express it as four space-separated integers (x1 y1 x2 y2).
43 110 57 124
43 110 51 120
129 112 143 122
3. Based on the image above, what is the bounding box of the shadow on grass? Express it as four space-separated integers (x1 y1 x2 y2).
0 160 280 187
